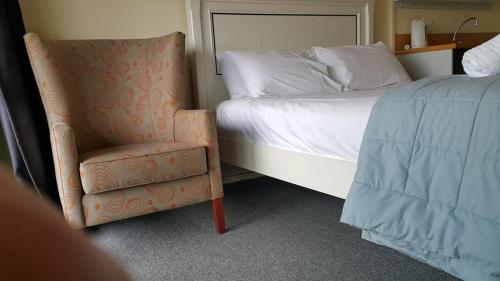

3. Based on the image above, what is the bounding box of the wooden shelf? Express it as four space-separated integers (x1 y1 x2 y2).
395 43 456 55
395 32 498 54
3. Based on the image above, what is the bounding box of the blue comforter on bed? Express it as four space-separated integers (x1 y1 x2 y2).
341 75 500 281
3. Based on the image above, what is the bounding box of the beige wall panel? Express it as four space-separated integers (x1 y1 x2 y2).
374 0 394 49
243 17 264 50
395 4 500 34
213 14 357 56
17 0 391 55
18 0 194 108
18 0 187 39
18 0 387 109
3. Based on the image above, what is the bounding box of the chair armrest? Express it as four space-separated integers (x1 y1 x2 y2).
51 122 85 228
174 110 223 199
174 109 216 146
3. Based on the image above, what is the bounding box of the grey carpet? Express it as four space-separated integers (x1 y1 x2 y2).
90 177 459 281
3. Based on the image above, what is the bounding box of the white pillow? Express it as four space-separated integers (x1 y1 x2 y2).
221 50 342 97
218 53 249 99
462 34 500 77
311 42 411 91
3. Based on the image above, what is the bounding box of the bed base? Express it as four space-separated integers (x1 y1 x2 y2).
218 137 357 199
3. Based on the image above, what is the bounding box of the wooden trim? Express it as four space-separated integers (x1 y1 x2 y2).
395 32 498 52
212 198 226 234
394 33 411 51
395 43 456 55
186 0 207 108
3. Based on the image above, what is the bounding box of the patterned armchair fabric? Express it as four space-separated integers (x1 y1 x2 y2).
79 142 207 194
24 32 224 230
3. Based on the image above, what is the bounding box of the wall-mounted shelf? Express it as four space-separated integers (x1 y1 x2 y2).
394 0 496 9
395 33 498 51
395 43 456 55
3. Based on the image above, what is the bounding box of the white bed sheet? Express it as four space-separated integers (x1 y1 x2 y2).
216 86 399 162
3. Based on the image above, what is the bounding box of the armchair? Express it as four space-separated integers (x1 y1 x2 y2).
24 32 225 233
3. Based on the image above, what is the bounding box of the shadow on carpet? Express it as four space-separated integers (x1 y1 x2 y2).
90 177 459 281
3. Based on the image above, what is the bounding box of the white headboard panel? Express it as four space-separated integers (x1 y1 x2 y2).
187 0 374 108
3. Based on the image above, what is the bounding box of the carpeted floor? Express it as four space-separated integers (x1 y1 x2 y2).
90 177 459 281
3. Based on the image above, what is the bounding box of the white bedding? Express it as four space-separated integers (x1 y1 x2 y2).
216 86 399 162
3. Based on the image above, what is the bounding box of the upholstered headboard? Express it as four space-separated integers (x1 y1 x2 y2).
187 0 374 108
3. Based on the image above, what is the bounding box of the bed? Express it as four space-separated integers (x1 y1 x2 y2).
187 2 500 277
187 0 376 198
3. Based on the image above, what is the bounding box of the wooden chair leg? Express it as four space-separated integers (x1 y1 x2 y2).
211 198 226 234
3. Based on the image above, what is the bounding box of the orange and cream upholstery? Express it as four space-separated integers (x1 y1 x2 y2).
24 32 225 233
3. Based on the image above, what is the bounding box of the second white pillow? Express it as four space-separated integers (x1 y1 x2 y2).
462 34 500 77
222 50 342 97
311 42 411 91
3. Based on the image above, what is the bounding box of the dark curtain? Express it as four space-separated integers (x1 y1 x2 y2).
0 0 59 204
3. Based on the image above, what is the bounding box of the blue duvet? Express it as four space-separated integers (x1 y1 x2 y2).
341 75 500 281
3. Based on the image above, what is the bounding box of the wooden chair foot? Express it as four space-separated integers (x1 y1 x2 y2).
212 198 226 234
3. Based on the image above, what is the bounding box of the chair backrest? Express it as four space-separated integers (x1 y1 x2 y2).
25 32 185 154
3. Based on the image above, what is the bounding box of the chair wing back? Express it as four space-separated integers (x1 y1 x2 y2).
25 32 185 154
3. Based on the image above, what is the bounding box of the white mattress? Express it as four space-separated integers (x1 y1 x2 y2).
216 86 398 162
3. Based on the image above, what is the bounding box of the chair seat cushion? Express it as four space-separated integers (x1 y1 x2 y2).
79 142 207 194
